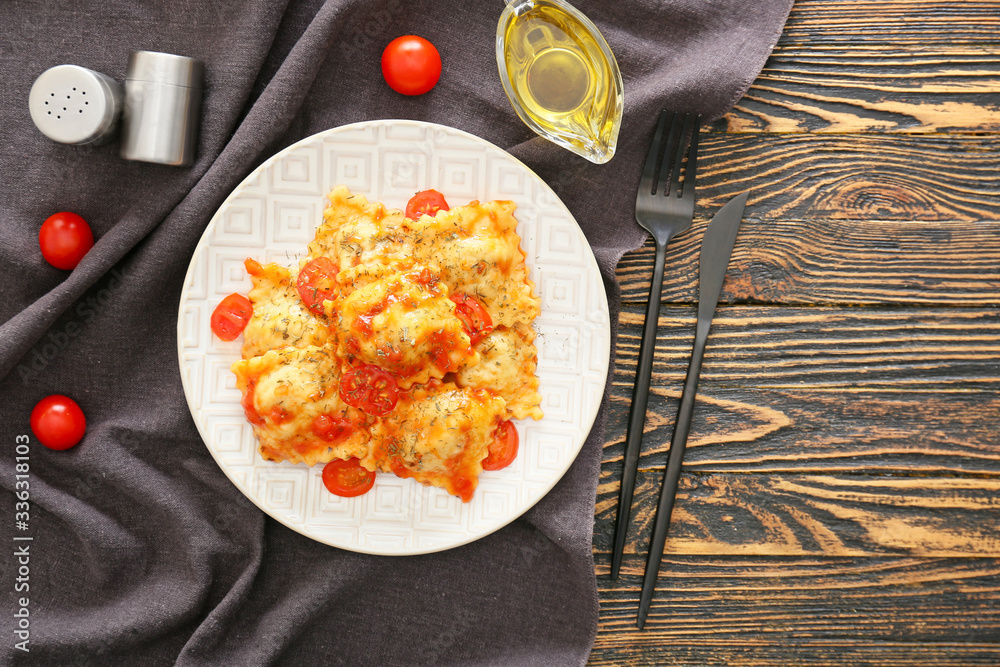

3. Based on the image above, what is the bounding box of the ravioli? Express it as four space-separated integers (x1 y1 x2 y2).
231 186 544 501
241 258 329 359
455 324 543 421
329 265 478 389
366 381 507 502
232 346 370 467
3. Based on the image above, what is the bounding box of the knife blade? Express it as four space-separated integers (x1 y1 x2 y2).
636 191 749 629
697 190 749 325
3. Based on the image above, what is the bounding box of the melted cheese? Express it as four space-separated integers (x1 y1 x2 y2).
406 199 540 328
366 381 506 502
309 186 411 268
241 258 329 359
456 324 543 421
232 346 369 466
331 267 478 389
232 186 544 501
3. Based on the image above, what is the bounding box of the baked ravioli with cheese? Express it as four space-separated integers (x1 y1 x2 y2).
230 186 543 502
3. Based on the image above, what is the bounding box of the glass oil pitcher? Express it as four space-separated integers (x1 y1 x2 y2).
496 0 624 164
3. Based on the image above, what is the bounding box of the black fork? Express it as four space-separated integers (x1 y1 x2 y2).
611 110 700 579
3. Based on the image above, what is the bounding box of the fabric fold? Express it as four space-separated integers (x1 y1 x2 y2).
0 1 791 664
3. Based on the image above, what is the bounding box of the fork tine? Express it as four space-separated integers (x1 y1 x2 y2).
640 110 669 196
682 117 701 199
661 112 691 198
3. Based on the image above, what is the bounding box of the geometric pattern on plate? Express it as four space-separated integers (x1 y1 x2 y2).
177 119 610 555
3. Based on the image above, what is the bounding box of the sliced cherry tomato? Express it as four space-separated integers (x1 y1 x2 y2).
405 189 449 220
339 364 400 416
381 35 442 96
211 293 253 341
311 413 355 442
39 211 94 270
450 293 493 345
297 257 339 315
322 458 376 497
30 395 86 450
483 420 518 471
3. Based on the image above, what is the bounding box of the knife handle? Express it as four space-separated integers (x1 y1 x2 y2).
637 316 710 628
611 236 669 579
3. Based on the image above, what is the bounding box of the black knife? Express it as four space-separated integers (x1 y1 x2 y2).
637 191 750 629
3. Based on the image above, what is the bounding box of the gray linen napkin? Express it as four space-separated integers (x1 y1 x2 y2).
0 0 791 664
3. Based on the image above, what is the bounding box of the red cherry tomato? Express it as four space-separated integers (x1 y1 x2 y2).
339 364 400 416
30 395 86 450
405 189 449 220
211 293 253 341
483 420 518 471
311 413 355 442
450 293 493 345
39 212 94 270
381 35 442 96
322 458 376 497
297 257 339 315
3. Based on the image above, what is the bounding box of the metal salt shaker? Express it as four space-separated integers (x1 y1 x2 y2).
28 65 123 146
120 51 204 166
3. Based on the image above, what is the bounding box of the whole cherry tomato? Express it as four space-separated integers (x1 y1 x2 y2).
211 293 253 341
405 189 449 220
39 212 94 270
30 395 87 450
322 458 376 497
483 420 518 471
381 35 442 96
450 293 493 345
339 364 400 416
296 257 339 315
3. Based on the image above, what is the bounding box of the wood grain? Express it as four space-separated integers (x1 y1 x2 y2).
594 473 1000 562
780 1 1000 46
602 385 1000 475
616 218 1000 306
612 305 1000 388
691 133 1000 223
618 132 1000 307
592 1 1000 664
719 46 1000 133
593 558 1000 665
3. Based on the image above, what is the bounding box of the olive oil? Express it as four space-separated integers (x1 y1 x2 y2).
497 0 623 164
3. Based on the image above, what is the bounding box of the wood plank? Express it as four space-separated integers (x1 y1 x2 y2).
602 385 1000 475
612 305 1000 388
616 218 1000 307
690 133 1000 223
594 473 1000 561
589 557 1000 665
779 0 1000 46
592 641 1000 667
593 1 1000 662
719 46 1000 133
617 132 1000 307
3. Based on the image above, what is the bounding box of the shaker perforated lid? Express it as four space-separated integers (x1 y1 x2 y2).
28 65 122 145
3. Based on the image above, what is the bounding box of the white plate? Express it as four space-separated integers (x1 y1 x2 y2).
177 120 610 555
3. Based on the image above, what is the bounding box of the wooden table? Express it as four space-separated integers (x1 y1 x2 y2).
590 1 1000 663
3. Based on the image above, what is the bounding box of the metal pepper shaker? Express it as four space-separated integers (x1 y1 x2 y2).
120 51 204 166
